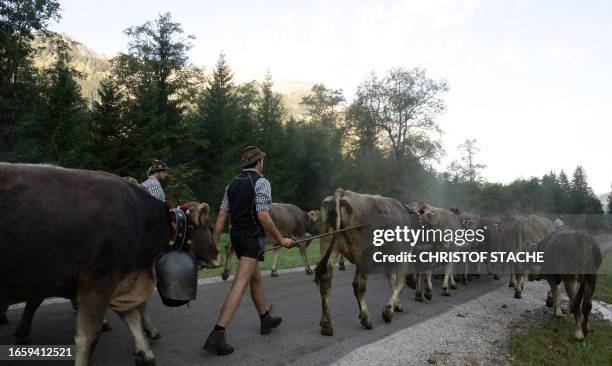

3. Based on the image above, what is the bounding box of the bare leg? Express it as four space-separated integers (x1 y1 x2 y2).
270 247 281 277
117 306 155 365
139 301 160 340
216 257 258 327
222 242 233 281
249 262 267 315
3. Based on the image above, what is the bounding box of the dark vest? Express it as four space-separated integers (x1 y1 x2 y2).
227 170 266 238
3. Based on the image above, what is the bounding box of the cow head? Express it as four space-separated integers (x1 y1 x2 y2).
307 210 322 235
184 202 221 269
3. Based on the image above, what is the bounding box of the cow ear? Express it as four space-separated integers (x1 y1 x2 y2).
425 211 439 225
197 203 210 224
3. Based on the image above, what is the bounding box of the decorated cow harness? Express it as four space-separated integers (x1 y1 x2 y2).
168 204 196 251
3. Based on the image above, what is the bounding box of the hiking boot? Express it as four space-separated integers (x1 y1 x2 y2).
260 305 282 335
203 329 234 356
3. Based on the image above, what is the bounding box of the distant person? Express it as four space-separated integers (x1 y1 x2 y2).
554 213 565 229
141 159 169 201
204 146 293 355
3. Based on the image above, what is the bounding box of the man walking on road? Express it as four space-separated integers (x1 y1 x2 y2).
204 146 293 355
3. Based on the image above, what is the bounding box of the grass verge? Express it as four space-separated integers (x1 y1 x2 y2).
594 250 612 304
509 316 612 366
197 234 322 279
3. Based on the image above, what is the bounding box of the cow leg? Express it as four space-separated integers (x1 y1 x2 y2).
222 242 233 281
74 288 112 366
564 277 583 341
14 299 43 345
319 247 338 336
0 305 7 325
270 247 281 277
546 290 554 307
414 272 423 302
425 270 433 301
550 283 563 318
117 306 156 365
338 255 346 271
442 262 455 296
139 302 160 340
353 267 372 329
508 269 516 287
582 276 595 336
300 244 313 275
383 273 404 323
514 267 524 299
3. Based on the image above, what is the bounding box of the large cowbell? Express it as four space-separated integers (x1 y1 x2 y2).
156 249 198 307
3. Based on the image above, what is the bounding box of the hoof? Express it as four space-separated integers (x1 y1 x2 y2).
338 263 346 271
424 291 433 301
305 268 313 275
320 322 334 336
271 271 279 277
449 283 458 290
361 318 373 329
134 351 156 366
442 290 450 297
145 329 161 340
414 295 424 302
394 304 403 312
509 282 515 288
546 297 554 308
221 270 230 281
102 321 112 332
14 335 32 345
382 307 394 323
514 292 522 299
574 331 585 342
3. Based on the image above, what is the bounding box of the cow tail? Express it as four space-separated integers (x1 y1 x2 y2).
314 189 343 285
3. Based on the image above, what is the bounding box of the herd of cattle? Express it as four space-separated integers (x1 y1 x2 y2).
0 164 604 365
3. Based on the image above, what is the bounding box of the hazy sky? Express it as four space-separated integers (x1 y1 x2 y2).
50 0 611 193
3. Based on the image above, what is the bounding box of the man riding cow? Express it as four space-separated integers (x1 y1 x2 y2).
204 146 294 355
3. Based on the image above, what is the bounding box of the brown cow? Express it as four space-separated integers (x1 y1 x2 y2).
315 189 417 336
498 214 554 298
410 203 462 298
530 230 602 341
221 203 321 279
2 200 216 346
0 164 221 366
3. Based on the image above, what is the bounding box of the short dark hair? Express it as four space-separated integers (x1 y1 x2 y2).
244 158 261 169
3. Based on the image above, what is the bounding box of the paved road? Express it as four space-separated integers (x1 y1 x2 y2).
0 266 507 366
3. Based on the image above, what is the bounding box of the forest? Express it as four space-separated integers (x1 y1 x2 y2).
0 1 608 230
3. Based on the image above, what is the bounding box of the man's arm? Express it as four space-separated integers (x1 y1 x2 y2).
213 210 228 247
257 211 293 248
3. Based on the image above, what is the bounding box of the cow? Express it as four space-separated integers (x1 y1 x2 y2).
0 163 221 366
409 203 462 299
221 203 321 279
2 198 217 346
314 188 417 336
498 214 554 298
449 208 500 282
530 230 602 341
